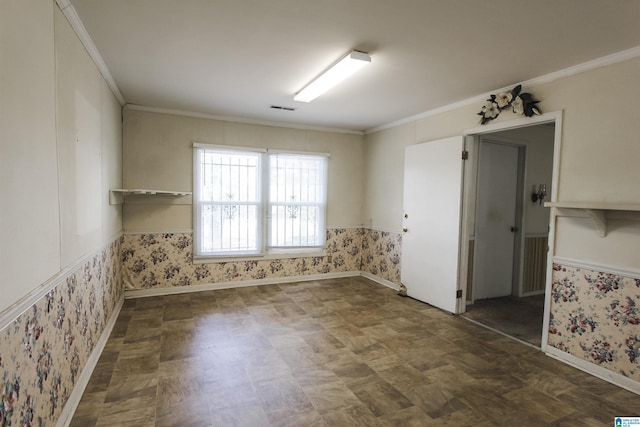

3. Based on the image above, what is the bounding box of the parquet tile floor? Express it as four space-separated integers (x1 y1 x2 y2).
70 277 640 426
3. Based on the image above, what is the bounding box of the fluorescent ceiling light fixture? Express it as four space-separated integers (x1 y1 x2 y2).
294 50 371 103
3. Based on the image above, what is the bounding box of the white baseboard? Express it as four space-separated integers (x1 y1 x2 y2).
544 345 640 395
360 272 400 291
124 271 363 299
56 296 125 427
521 289 545 297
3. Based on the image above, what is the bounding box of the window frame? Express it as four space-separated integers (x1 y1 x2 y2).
193 143 329 259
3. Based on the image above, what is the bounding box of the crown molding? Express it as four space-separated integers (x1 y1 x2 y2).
55 0 125 105
124 104 365 136
367 45 640 134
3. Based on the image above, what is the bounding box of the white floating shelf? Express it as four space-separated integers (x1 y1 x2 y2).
545 202 640 237
110 189 192 205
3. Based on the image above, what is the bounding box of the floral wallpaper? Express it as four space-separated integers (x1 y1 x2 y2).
0 238 122 427
548 263 640 381
361 229 402 285
121 228 403 290
122 228 362 289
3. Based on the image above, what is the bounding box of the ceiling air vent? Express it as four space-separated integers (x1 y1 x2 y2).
270 105 296 111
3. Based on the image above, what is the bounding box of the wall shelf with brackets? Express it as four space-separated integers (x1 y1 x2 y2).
545 201 640 237
109 189 192 205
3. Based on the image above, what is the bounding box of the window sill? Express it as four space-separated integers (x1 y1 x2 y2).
193 249 327 264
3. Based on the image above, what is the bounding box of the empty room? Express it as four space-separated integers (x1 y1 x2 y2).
2 0 640 425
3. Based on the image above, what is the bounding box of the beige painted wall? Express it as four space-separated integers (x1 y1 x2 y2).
0 1 123 314
122 108 364 232
362 122 415 230
364 57 640 270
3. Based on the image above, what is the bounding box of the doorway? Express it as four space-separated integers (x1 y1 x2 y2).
399 112 561 350
463 123 555 347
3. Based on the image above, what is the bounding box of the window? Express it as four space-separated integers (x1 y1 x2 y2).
194 146 263 256
193 143 328 257
268 153 327 249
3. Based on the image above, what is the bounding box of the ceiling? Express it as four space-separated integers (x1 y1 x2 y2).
69 0 640 133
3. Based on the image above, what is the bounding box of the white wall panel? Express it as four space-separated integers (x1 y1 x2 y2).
554 216 640 272
55 8 103 266
0 0 60 313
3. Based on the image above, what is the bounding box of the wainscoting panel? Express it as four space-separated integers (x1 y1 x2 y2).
360 228 402 286
548 261 640 383
122 228 364 290
0 238 123 427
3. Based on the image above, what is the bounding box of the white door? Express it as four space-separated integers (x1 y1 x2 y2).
473 141 519 300
401 136 465 314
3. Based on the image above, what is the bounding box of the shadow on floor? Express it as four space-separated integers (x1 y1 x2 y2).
462 294 544 347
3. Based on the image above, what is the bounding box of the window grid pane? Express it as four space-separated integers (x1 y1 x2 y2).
201 152 259 202
268 154 327 248
200 203 259 253
270 205 321 247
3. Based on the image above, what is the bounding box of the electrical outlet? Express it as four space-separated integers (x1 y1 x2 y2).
327 255 332 263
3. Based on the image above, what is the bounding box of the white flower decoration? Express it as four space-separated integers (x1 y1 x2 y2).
477 85 541 124
495 92 513 108
481 101 500 119
511 96 524 115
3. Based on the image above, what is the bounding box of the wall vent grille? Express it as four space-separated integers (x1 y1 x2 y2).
270 105 296 111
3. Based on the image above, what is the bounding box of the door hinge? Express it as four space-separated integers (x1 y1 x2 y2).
461 150 469 160
456 289 463 299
